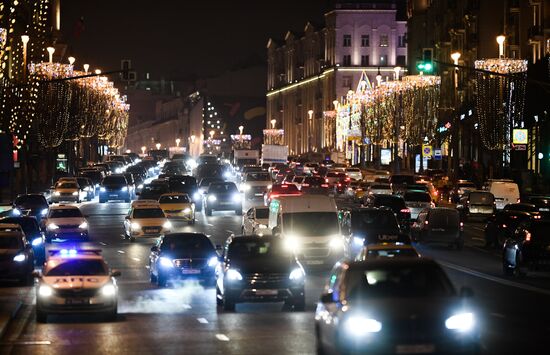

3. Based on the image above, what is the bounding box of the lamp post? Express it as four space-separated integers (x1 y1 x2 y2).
308 110 313 153
21 35 29 79
155 143 161 150
190 134 196 143
68 56 75 66
270 119 276 129
83 64 89 74
393 66 401 81
175 138 181 147
141 146 146 156
46 46 55 63
238 125 244 143
95 69 101 75
496 35 506 58
450 51 461 178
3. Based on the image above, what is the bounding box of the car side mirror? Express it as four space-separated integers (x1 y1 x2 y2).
111 270 122 277
320 292 335 304
459 286 474 298
125 216 130 220
150 246 159 252
32 270 42 278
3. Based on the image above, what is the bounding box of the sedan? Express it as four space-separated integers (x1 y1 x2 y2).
242 206 270 235
503 219 550 277
204 182 242 216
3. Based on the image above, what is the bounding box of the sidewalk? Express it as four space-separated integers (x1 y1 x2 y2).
0 300 22 339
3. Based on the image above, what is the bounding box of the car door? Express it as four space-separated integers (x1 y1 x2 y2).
243 208 254 234
319 265 346 350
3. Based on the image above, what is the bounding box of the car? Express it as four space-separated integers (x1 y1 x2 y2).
138 181 170 201
0 216 45 265
216 235 305 312
324 171 347 188
51 180 83 203
315 258 479 354
301 176 330 194
364 194 411 233
75 177 95 201
98 174 131 203
198 177 224 195
340 207 409 257
264 183 301 206
240 171 272 198
79 169 105 192
34 248 120 323
367 183 392 196
242 206 270 235
149 233 219 287
449 180 477 203
123 173 137 198
43 205 89 242
345 167 363 181
364 169 390 182
402 190 435 220
204 182 243 216
194 163 224 181
350 181 370 202
503 219 550 277
0 227 35 284
355 243 420 260
457 190 496 221
412 207 464 249
11 194 49 219
123 202 171 242
389 174 415 194
485 179 520 210
410 181 439 203
158 193 195 224
522 195 550 216
484 205 537 248
167 175 202 211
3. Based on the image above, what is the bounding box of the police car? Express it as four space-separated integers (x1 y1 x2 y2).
123 201 171 242
34 248 120 323
43 205 89 242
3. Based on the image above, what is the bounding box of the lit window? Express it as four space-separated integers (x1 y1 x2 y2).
379 35 388 47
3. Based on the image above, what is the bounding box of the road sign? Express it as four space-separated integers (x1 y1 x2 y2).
512 129 528 144
513 144 526 151
434 148 442 160
422 145 433 158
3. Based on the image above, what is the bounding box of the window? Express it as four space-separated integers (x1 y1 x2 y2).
379 34 389 47
361 55 370 66
343 34 352 47
379 55 388 65
396 55 406 66
361 35 370 47
398 35 407 48
343 55 351 66
342 76 352 88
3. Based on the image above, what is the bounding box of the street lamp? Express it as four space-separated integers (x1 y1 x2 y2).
270 119 276 129
155 143 161 150
83 64 90 74
376 73 382 87
68 56 75 66
393 66 401 81
46 46 55 63
496 35 506 58
209 130 215 139
190 135 196 143
95 69 101 75
450 51 461 178
21 35 29 79
308 110 314 152
125 149 131 154
451 52 461 66
141 146 146 155
175 138 181 147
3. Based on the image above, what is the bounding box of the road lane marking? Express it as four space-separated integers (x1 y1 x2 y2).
117 250 125 254
216 334 230 342
438 260 550 296
197 318 208 324
131 257 141 262
471 237 485 241
99 242 107 246
490 312 506 318
207 223 214 226
470 226 485 232
226 230 234 234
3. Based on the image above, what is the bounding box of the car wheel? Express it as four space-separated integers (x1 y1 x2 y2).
206 208 212 216
36 309 47 323
223 294 236 311
291 297 305 312
157 272 168 287
513 252 526 277
129 237 136 243
104 306 118 322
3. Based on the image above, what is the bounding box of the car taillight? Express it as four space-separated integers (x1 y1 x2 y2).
321 184 329 188
337 183 342 187
302 183 309 187
270 194 279 199
325 178 329 183
424 220 429 225
460 221 464 230
282 185 288 188
400 208 410 214
517 198 521 203
525 232 531 242
345 177 351 182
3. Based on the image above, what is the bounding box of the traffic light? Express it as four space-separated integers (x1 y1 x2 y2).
416 61 433 72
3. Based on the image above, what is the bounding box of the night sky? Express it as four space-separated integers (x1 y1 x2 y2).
61 0 332 79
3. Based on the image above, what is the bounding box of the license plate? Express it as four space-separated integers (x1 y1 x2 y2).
255 289 278 296
540 208 550 212
110 194 118 198
396 344 435 354
182 269 201 274
220 202 231 205
305 260 324 265
65 298 89 305
144 228 159 233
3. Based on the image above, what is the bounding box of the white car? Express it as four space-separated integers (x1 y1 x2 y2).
43 205 89 242
345 168 363 181
367 183 392 195
123 202 171 242
485 180 520 210
403 191 434 219
242 206 270 235
240 171 272 198
35 248 120 323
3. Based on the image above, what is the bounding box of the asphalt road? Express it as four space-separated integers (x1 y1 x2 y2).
0 196 549 354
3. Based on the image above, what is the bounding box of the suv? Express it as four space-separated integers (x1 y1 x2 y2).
241 171 272 198
99 174 131 203
43 205 89 242
204 182 242 216
12 194 49 219
0 227 35 284
364 194 411 233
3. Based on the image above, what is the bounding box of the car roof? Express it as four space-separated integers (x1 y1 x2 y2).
131 200 159 207
0 230 24 238
162 232 208 239
49 204 80 210
366 244 418 251
159 192 189 197
347 257 438 270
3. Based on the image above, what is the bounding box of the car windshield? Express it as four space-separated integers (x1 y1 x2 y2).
351 210 399 231
390 175 415 185
374 196 406 211
103 176 127 185
272 184 299 193
209 183 238 193
159 195 190 204
282 212 339 236
404 192 432 202
371 184 390 190
255 208 269 219
133 208 165 218
49 209 83 218
469 192 494 204
304 177 325 185
14 195 46 206
228 239 291 260
429 209 459 229
143 185 169 193
0 236 23 249
56 182 78 189
347 264 455 299
504 204 536 212
46 260 108 276
0 218 39 235
161 235 213 257
200 178 222 187
246 172 271 181
366 248 419 258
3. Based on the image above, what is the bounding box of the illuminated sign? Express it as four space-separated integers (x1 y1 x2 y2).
512 129 528 144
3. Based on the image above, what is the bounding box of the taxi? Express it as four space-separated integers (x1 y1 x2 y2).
355 243 420 260
34 248 120 323
158 193 195 225
51 180 83 203
123 201 171 242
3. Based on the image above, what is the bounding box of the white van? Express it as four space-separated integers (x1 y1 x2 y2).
486 180 520 210
269 195 343 266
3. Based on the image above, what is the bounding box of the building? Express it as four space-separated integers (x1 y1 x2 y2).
267 0 407 156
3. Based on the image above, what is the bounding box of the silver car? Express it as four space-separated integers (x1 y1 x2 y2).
403 191 434 219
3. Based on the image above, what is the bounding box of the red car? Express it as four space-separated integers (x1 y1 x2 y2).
264 183 301 206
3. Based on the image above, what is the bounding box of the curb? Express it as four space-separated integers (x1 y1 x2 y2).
0 301 22 339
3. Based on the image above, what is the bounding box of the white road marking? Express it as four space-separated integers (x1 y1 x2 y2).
226 230 234 234
490 312 506 319
207 223 214 227
197 318 208 324
99 242 107 246
470 225 485 232
117 250 125 254
131 257 141 262
438 260 550 296
216 334 230 342
471 237 485 241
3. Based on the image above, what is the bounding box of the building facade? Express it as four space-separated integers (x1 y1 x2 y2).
267 1 407 156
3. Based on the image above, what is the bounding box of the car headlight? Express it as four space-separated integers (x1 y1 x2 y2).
344 315 382 336
267 184 272 190
47 223 59 230
159 256 174 268
226 269 243 281
232 194 242 202
115 168 122 173
258 224 268 229
223 171 232 179
289 267 305 281
445 312 475 332
38 285 53 298
329 237 344 250
41 208 48 216
193 192 201 201
13 253 26 262
95 184 100 188
84 187 91 191
183 207 192 213
163 221 172 229
208 195 217 202
207 256 219 267
12 208 21 216
138 184 144 189
130 222 141 231
121 186 128 192
242 184 251 191
100 187 106 192
32 237 43 246
283 236 300 252
101 284 117 297
353 236 364 246
78 222 88 229
53 191 61 196
72 191 79 196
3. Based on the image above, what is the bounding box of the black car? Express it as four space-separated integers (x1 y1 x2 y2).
503 219 550 277
99 175 131 203
204 182 242 216
315 258 478 354
139 181 170 200
389 174 415 193
0 216 45 265
340 207 408 257
522 195 550 217
485 206 538 248
12 194 49 219
364 194 411 233
194 163 224 181
76 177 95 201
412 207 464 249
79 169 105 192
0 229 35 284
216 235 305 311
301 176 330 194
149 233 219 287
